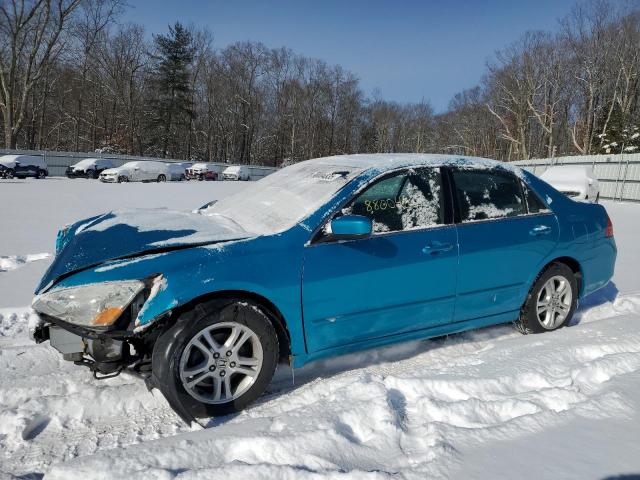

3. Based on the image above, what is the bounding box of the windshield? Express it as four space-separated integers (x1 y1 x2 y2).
204 161 363 234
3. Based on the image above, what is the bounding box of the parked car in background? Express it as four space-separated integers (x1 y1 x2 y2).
66 158 115 179
99 161 171 183
167 162 192 181
31 154 616 423
539 165 600 202
186 163 222 181
222 165 250 181
0 154 48 179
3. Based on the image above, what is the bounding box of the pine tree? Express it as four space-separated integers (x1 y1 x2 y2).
149 22 195 157
597 106 640 154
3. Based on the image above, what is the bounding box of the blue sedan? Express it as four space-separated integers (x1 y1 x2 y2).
31 154 616 421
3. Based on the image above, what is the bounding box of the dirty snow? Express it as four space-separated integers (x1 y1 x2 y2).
0 177 639 479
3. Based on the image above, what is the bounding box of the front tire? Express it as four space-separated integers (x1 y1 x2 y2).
157 174 166 182
37 169 46 179
118 175 129 183
516 262 578 334
152 299 279 420
5 168 14 179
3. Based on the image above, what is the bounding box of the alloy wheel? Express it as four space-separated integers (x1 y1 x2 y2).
179 322 264 404
536 275 572 329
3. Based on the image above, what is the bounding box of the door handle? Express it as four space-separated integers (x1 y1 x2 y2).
529 225 551 236
422 241 454 255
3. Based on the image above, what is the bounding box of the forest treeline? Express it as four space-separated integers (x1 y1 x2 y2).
1 0 640 165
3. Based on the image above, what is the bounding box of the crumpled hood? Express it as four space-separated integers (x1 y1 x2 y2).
36 208 252 293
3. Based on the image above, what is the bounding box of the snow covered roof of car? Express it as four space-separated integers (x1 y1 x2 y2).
294 153 521 176
71 158 100 168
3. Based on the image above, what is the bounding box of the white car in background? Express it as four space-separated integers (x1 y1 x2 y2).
167 162 192 181
539 165 600 203
99 161 171 183
222 165 250 181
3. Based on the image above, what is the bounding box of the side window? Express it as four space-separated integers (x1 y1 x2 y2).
522 182 549 214
344 168 444 233
452 169 526 222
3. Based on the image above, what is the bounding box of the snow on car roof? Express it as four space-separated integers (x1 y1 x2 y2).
71 158 100 168
296 153 522 176
0 154 43 163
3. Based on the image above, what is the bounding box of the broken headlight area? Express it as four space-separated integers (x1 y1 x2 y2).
33 280 145 328
32 278 164 379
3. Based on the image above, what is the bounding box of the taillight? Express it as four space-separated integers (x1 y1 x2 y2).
605 215 614 238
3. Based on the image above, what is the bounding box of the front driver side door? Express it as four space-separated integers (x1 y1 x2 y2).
302 167 459 353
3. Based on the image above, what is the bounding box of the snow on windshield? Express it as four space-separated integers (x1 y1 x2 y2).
205 162 362 234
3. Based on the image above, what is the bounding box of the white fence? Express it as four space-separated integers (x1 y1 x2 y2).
0 149 278 181
513 154 640 202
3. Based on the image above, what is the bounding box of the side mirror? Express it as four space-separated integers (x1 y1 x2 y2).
329 215 372 240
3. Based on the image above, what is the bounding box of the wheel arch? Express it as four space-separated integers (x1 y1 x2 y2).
169 289 292 362
533 256 583 297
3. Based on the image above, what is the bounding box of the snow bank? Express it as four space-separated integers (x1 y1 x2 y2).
0 253 50 273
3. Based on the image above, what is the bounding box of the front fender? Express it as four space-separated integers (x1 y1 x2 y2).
52 233 308 356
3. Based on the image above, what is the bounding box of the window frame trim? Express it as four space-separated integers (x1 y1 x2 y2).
307 165 454 246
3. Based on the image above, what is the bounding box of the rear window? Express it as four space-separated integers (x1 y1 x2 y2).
522 182 549 213
452 169 526 222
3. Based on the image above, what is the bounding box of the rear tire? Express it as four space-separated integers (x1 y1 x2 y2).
37 169 46 179
515 262 578 334
5 168 14 179
157 174 166 182
152 299 279 420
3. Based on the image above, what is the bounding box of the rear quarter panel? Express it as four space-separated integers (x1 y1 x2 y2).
525 173 616 298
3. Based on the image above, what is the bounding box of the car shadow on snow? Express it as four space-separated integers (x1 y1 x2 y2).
200 321 518 428
200 282 621 429
601 475 640 480
570 281 620 326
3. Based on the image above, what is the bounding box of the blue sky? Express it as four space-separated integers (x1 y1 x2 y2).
125 0 577 112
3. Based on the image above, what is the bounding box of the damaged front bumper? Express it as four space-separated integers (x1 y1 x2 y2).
32 304 172 380
33 314 131 377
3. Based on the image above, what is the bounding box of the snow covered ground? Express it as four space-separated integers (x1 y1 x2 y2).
1 177 639 479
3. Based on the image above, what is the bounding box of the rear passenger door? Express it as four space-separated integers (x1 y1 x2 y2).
450 168 558 323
